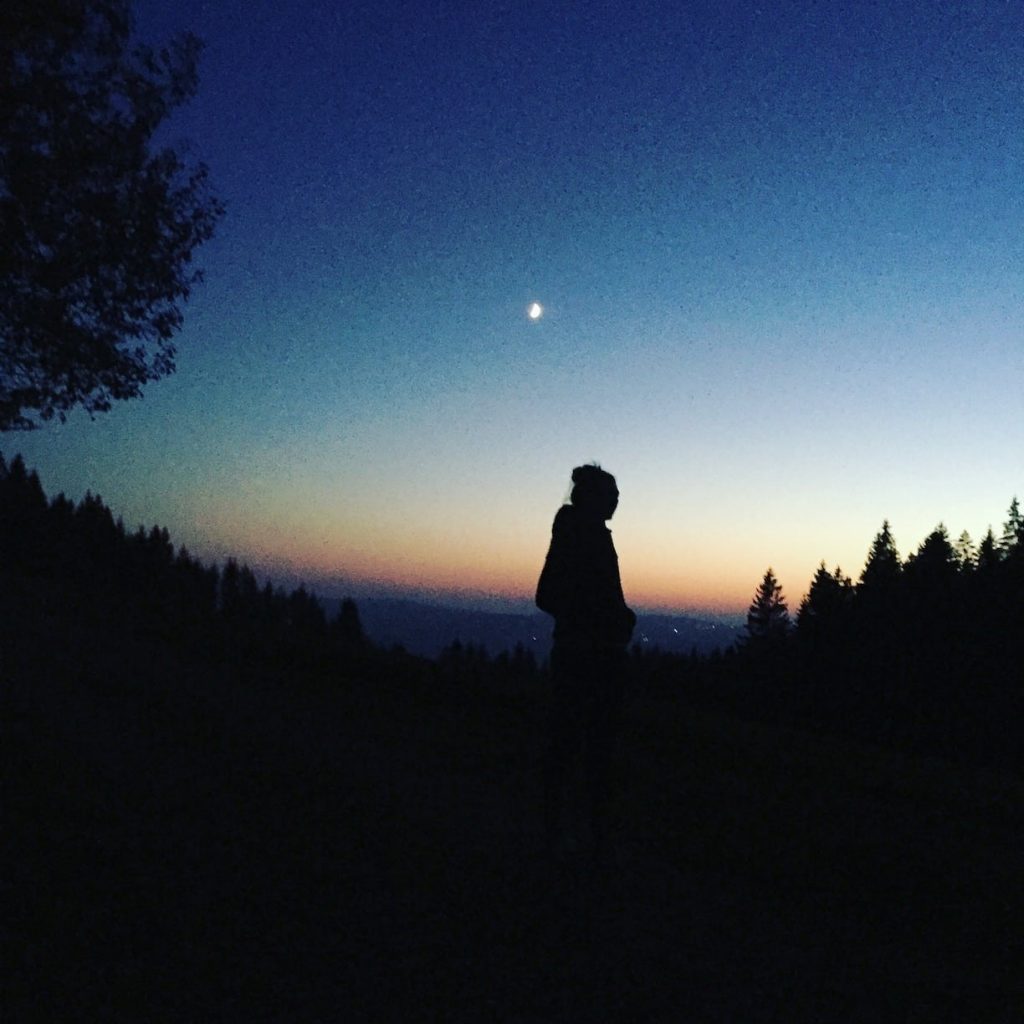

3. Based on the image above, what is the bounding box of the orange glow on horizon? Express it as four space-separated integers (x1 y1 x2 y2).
210 532 758 616
192 492 832 619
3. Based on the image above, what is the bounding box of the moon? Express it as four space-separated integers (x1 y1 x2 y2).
528 302 543 320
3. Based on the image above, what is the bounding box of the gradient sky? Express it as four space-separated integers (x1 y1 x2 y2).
9 0 1024 616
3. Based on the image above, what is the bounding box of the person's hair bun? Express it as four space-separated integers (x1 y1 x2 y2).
572 463 604 484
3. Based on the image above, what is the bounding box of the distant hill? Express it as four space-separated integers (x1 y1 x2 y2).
320 596 741 659
632 611 742 656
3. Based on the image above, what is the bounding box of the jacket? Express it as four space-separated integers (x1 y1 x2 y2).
535 504 636 650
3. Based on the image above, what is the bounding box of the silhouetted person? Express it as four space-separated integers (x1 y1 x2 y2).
536 464 636 862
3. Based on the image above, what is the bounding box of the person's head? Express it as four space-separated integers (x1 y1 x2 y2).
570 464 619 521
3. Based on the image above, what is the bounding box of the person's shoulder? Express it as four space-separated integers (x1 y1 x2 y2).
551 503 577 535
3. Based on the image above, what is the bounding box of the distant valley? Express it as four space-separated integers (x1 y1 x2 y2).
320 596 742 660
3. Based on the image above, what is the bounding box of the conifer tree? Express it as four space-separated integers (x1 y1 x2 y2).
998 497 1022 558
859 520 901 590
745 568 790 643
954 530 975 571
976 528 1000 573
903 525 961 661
904 525 958 584
333 597 364 647
219 558 241 616
797 562 852 635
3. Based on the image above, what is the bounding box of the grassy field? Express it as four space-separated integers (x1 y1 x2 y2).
5 614 1022 1021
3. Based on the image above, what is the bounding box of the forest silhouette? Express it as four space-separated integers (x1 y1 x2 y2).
691 509 1024 773
4 452 1022 1020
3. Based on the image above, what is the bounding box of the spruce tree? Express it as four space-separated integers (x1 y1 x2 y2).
745 568 790 643
797 562 852 636
954 530 975 572
334 597 364 647
904 525 958 584
859 520 901 591
998 497 1022 558
976 528 1000 573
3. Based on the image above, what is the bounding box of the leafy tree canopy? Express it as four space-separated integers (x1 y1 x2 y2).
0 0 223 429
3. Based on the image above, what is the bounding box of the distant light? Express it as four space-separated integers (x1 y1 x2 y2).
528 302 543 320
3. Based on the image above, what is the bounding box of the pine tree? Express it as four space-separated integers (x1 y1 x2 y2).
333 597 364 647
219 558 241 616
903 525 960 656
998 497 1022 558
797 562 853 635
745 568 790 643
976 528 1000 573
859 520 901 590
904 525 958 584
954 530 975 571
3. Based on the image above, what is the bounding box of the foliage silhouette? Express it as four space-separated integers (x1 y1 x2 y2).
743 567 790 646
0 0 223 429
734 504 1024 770
999 496 1023 556
858 519 902 591
2 451 1020 775
797 563 853 640
0 451 365 677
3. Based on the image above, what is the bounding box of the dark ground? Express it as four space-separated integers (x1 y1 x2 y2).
4 590 1022 1021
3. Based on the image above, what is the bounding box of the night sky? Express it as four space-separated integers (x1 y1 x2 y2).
12 0 1024 615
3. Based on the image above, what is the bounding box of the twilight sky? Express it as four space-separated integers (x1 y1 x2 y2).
10 0 1024 615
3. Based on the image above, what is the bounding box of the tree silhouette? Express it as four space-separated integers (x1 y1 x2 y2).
902 526 960 697
975 528 1000 574
744 568 790 644
904 525 958 590
219 558 242 617
858 520 901 591
953 530 975 572
0 0 223 429
7 448 1023 772
998 497 1022 559
797 563 852 634
333 597 365 648
1 453 379 687
740 568 792 697
794 563 854 719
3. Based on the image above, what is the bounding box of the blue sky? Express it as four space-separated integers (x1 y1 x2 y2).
9 0 1024 614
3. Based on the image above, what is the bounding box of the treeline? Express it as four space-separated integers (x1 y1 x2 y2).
435 638 540 689
726 509 1024 770
4 452 1020 772
0 453 367 682
0 452 546 692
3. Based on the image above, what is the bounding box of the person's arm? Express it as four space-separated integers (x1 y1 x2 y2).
536 508 577 617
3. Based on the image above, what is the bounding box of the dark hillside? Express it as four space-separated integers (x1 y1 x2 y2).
338 597 740 660
3 457 1022 1019
6 585 1022 1020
